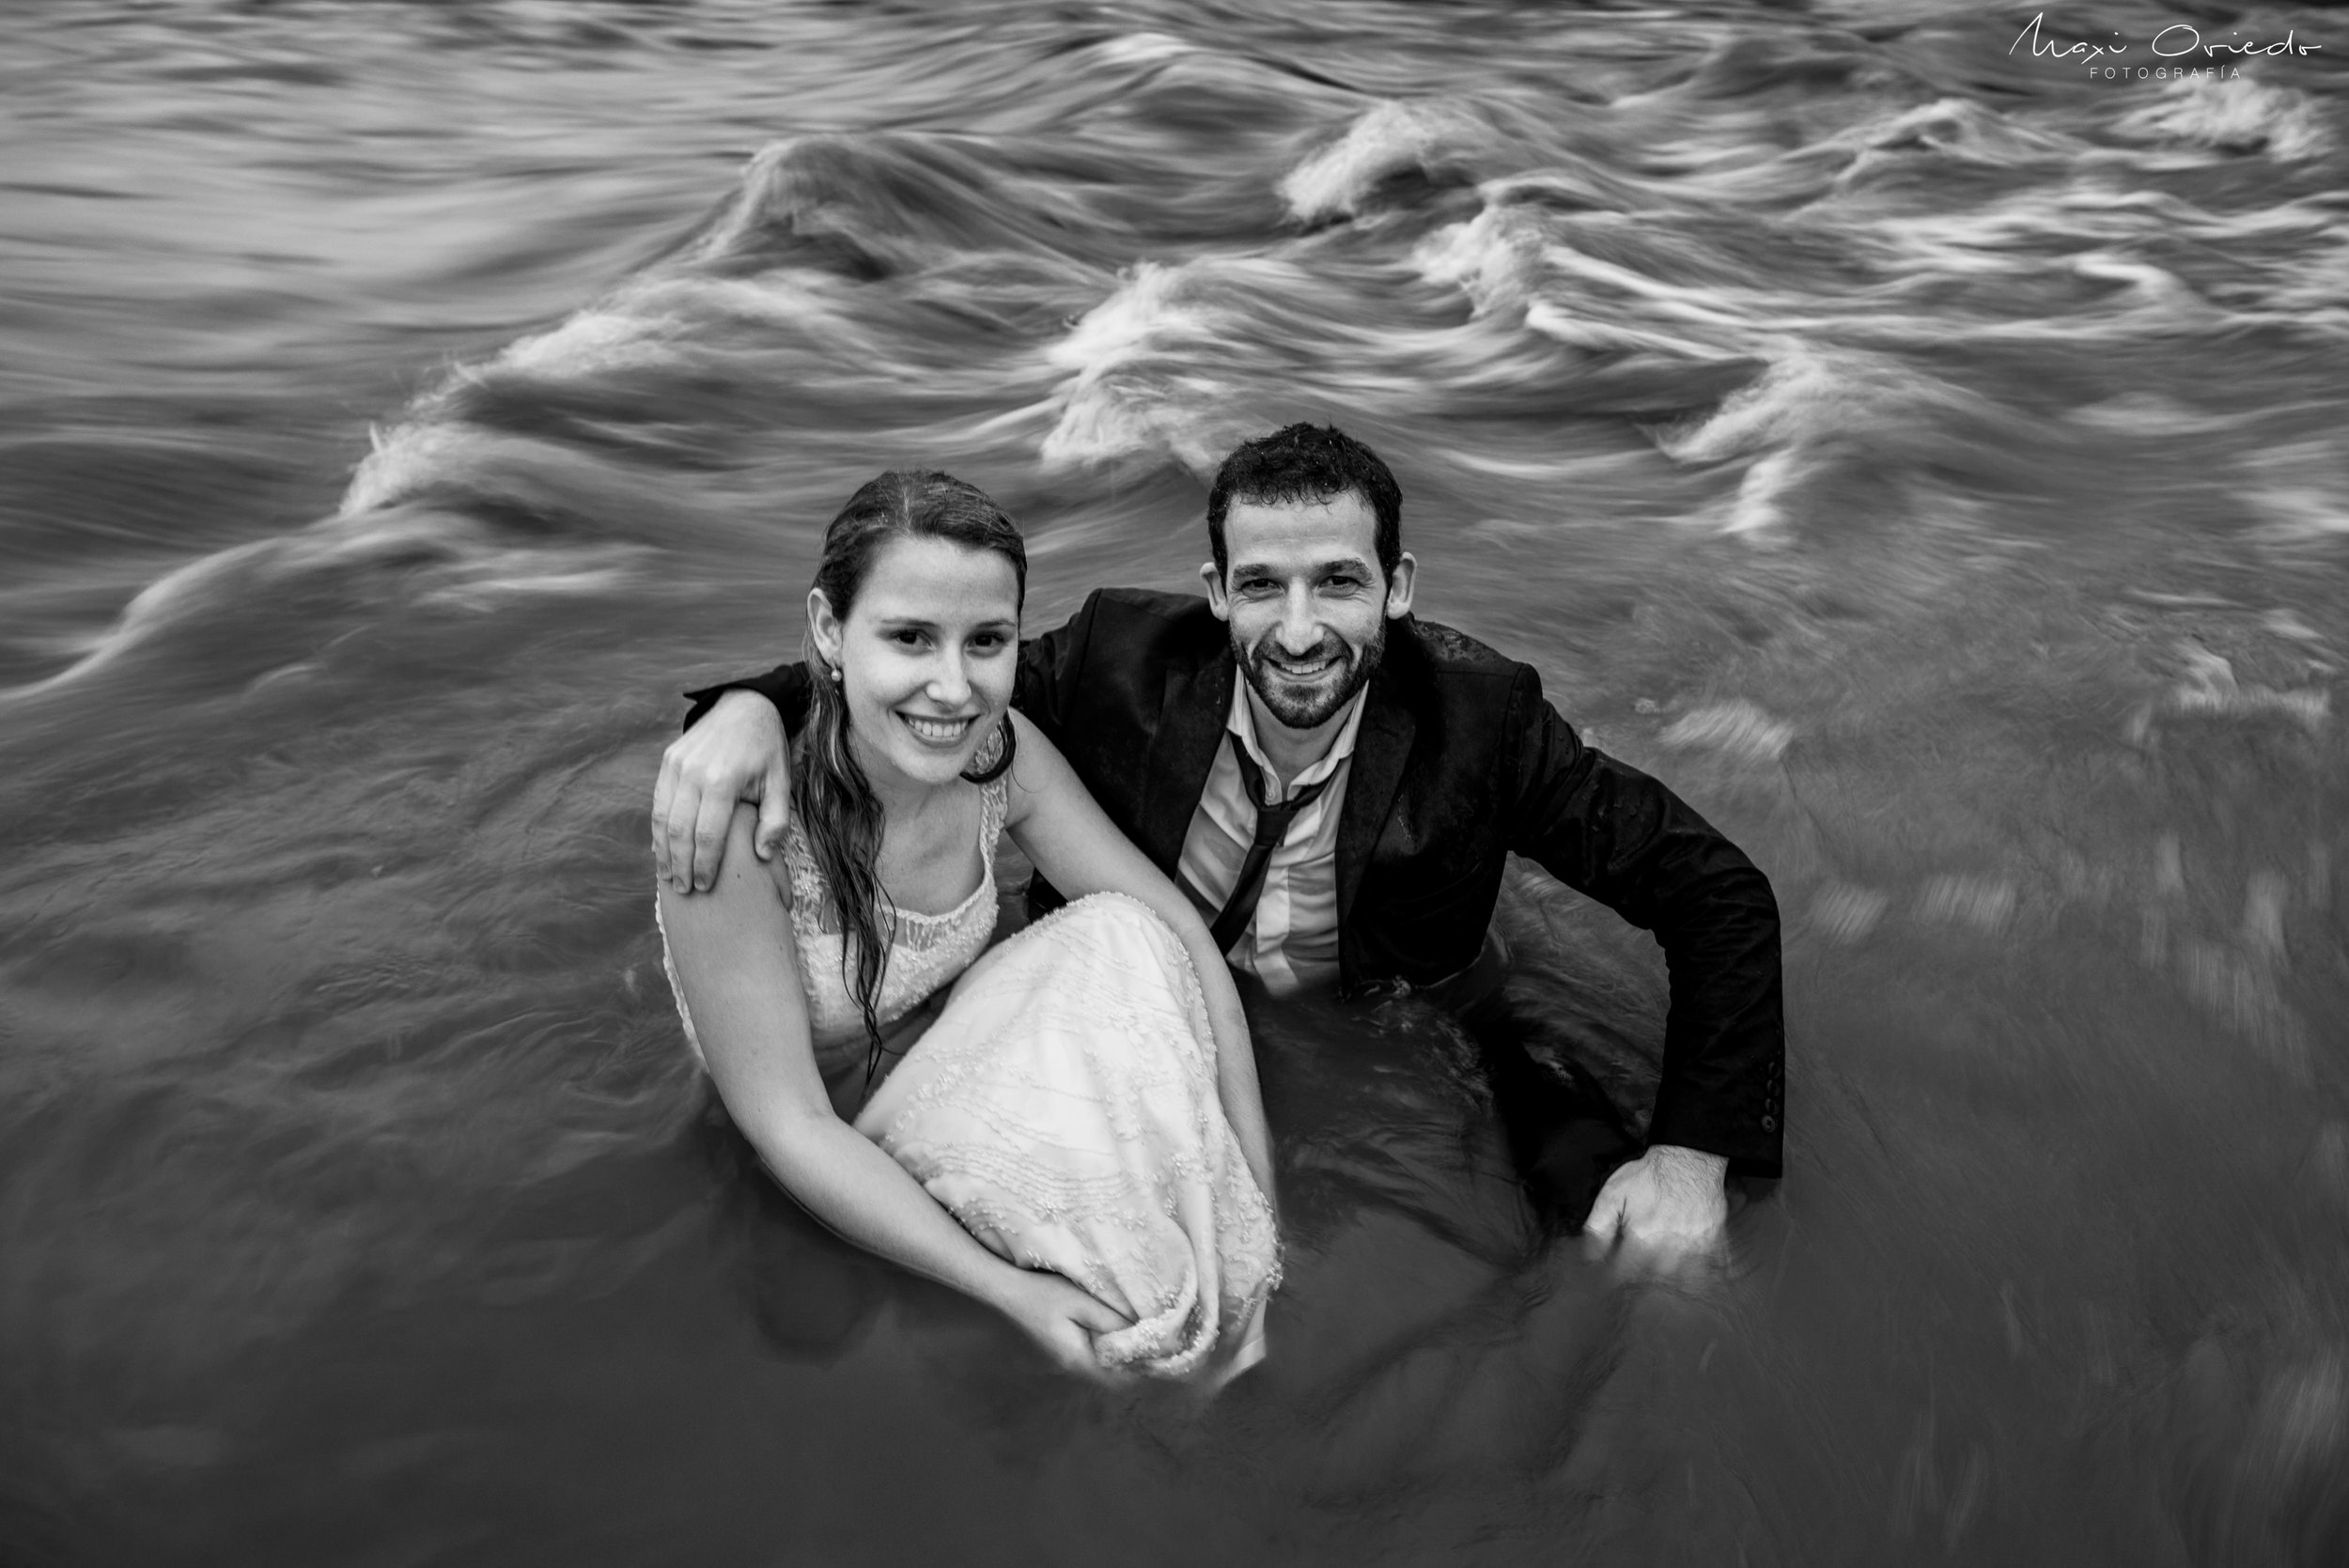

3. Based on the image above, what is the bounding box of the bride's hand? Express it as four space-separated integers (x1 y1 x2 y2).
999 1269 1133 1379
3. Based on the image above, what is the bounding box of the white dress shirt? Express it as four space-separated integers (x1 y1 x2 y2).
1174 678 1367 996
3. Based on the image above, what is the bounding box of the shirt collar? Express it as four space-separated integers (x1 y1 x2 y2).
1225 671 1368 801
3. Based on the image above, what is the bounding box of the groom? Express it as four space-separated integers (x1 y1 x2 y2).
655 425 1783 1249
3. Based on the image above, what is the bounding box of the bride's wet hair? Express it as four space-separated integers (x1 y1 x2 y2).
798 470 1026 1080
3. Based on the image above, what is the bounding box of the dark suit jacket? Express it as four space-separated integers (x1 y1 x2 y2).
686 587 1784 1175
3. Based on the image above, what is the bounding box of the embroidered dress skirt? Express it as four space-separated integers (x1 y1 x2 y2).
852 893 1282 1379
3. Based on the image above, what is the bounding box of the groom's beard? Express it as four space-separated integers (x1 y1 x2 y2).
1237 619 1386 732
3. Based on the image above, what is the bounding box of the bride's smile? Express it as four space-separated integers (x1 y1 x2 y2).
808 532 1021 790
898 712 976 746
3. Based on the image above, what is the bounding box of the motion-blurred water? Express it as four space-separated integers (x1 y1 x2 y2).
5 1 2348 1561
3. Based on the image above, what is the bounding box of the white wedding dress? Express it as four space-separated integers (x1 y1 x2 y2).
660 773 1280 1379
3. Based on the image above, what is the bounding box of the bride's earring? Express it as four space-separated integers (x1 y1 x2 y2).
959 716 1016 784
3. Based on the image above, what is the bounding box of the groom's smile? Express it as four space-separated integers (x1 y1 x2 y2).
1205 490 1416 738
1258 643 1343 682
1245 632 1357 724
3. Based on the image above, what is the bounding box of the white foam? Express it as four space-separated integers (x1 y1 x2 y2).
1914 875 2017 934
2249 486 2349 540
1719 446 1810 535
1657 700 1794 763
2068 393 2255 435
493 270 863 384
344 416 641 519
1653 349 2007 533
1281 101 1484 224
2116 74 2331 162
345 422 476 515
2242 440 2349 541
1812 882 1890 942
2169 644 2328 730
1097 32 1190 66
1037 259 1283 474
1409 206 1542 316
1042 261 1213 378
1657 348 1957 463
498 305 675 380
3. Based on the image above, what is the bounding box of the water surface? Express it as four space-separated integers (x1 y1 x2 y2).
5 2 2348 1562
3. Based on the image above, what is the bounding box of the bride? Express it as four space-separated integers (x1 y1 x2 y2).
656 470 1281 1380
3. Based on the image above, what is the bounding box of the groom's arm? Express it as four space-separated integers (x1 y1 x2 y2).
655 594 1107 890
649 663 812 892
1501 666 1785 1183
682 662 810 736
1003 589 1104 751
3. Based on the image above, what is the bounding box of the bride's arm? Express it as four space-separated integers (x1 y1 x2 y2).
999 712 1280 1213
659 803 1128 1370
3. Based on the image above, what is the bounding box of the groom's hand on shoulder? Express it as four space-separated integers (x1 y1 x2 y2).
653 690 792 893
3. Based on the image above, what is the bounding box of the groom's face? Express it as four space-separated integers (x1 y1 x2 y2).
1203 490 1416 733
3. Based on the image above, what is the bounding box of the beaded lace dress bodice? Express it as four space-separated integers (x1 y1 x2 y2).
659 774 1008 1099
777 773 1008 1062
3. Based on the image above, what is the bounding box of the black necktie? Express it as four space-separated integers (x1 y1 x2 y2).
1208 742 1332 955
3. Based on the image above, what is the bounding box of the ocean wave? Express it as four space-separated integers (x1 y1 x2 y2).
1832 97 2088 181
1656 346 1994 463
1648 346 2011 533
21 7 2346 706
16 499 655 698
677 132 1113 281
1410 203 1543 317
1037 257 1299 474
1281 100 1495 224
2115 73 2332 161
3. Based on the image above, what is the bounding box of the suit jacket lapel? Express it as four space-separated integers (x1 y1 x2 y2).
1137 647 1233 871
1336 668 1415 930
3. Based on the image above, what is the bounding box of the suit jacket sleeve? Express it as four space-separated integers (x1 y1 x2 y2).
1010 589 1102 748
679 591 1104 737
1501 666 1785 1176
682 663 811 734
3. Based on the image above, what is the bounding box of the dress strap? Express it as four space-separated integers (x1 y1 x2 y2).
978 772 1011 875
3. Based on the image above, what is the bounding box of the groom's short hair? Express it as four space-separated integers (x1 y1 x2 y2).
1206 423 1404 582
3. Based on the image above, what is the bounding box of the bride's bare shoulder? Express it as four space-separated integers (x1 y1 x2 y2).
1001 708 1080 822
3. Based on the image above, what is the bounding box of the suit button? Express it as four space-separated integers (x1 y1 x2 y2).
1761 1115 1777 1131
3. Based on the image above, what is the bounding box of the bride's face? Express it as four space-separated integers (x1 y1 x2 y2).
810 535 1020 790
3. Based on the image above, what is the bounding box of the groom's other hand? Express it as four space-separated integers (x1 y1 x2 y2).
653 690 790 893
1580 1143 1729 1258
